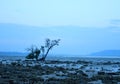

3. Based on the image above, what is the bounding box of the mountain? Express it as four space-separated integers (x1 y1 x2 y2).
90 50 120 56
0 52 28 56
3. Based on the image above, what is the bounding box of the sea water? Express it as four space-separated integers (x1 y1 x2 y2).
0 55 120 62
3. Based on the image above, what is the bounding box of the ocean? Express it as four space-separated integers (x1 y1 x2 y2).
0 55 120 63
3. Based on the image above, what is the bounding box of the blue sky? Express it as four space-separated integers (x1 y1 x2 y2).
0 0 120 55
0 0 120 27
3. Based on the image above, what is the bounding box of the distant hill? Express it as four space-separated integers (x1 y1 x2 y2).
90 50 120 56
0 52 28 56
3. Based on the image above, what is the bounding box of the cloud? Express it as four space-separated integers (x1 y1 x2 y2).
111 30 120 33
110 19 120 25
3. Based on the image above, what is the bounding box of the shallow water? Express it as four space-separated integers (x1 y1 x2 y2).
0 55 120 62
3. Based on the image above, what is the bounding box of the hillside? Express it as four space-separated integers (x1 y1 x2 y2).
0 52 27 56
90 50 120 56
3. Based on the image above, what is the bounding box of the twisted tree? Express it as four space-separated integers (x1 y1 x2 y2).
26 38 60 61
39 38 60 61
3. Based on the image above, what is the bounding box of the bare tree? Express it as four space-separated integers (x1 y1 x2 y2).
39 38 60 61
26 38 60 61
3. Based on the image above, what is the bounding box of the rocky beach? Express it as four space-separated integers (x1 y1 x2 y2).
0 57 120 84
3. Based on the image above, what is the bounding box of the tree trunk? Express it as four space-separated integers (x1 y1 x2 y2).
44 47 51 60
39 47 51 61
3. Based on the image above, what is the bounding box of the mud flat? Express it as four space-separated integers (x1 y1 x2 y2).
0 59 120 84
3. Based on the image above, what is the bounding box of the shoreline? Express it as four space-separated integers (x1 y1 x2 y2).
0 58 120 83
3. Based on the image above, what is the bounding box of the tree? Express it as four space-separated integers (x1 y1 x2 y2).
39 38 60 61
26 38 60 61
26 45 40 61
34 48 41 61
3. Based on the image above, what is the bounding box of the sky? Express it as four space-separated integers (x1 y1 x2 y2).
0 0 120 55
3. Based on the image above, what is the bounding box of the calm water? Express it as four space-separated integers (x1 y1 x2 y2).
0 55 120 63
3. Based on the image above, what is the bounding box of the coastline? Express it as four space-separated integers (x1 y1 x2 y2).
0 56 120 84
